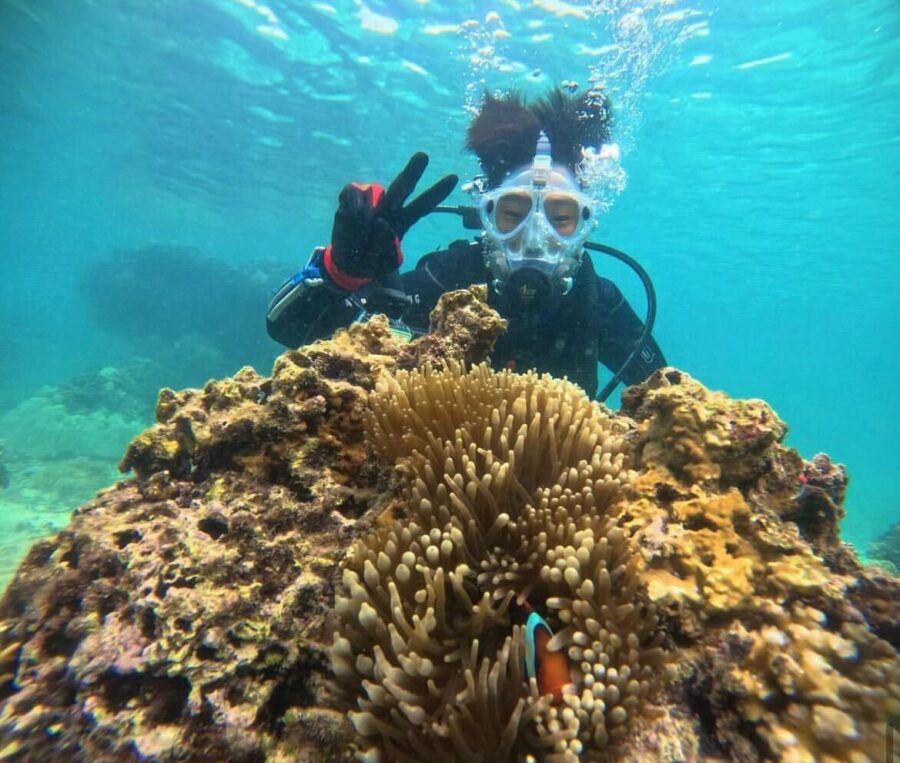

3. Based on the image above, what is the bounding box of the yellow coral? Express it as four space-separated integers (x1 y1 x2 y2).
623 370 787 487
730 605 900 762
766 555 832 593
619 370 900 762
703 556 755 612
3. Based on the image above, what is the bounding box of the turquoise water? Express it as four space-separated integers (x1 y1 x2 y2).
0 0 897 580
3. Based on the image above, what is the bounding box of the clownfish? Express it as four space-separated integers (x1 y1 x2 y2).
522 603 570 703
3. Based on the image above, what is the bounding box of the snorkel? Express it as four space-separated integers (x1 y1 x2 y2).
479 131 596 311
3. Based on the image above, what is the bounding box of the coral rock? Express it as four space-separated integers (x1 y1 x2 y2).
618 369 900 763
0 296 508 763
395 283 508 370
780 453 848 557
0 301 897 763
621 367 789 488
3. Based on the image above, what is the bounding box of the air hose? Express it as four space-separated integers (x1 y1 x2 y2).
582 241 656 403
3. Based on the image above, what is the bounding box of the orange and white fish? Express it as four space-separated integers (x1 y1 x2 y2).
522 602 570 703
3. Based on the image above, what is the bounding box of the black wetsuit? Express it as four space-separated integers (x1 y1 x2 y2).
267 239 665 398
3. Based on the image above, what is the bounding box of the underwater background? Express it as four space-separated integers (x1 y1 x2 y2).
0 0 897 588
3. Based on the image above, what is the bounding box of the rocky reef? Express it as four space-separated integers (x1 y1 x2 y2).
869 522 900 574
80 244 286 380
618 371 899 761
0 289 897 762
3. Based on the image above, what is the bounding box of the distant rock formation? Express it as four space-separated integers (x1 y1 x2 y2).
80 243 286 377
0 442 8 491
869 522 900 573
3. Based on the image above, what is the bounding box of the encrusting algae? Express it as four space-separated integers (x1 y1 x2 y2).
0 289 896 762
619 369 900 762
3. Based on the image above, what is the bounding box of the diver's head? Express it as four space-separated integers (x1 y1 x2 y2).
466 88 610 312
479 131 595 310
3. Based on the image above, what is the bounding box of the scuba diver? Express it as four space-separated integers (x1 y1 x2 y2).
267 89 665 401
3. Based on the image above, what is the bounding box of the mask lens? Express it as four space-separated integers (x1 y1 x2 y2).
495 191 533 233
543 193 581 236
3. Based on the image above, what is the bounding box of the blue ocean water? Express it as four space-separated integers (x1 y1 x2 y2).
0 0 897 580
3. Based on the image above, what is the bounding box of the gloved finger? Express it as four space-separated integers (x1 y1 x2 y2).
338 183 376 219
371 217 398 251
369 218 402 272
381 152 429 212
397 173 459 235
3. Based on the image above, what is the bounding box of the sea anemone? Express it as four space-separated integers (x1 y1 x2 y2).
330 363 665 761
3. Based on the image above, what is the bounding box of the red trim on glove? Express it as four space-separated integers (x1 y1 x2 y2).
322 245 372 291
352 182 386 207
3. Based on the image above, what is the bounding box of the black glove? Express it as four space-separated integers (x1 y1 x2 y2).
322 152 457 289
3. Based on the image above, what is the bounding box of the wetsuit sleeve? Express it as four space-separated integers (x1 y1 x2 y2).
266 241 483 348
265 255 359 348
595 277 666 386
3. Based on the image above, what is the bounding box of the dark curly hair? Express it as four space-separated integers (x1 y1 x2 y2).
466 88 612 188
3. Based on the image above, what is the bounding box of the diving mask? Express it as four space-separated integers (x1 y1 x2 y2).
479 132 595 304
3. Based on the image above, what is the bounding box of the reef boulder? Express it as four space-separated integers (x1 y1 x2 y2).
0 293 897 763
620 368 900 763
